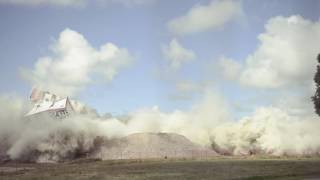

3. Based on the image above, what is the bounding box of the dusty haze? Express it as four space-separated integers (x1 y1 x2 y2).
0 90 319 163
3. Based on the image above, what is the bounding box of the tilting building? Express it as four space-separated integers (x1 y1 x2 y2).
25 88 74 119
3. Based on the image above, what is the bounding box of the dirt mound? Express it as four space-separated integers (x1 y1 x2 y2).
99 132 217 159
0 132 217 163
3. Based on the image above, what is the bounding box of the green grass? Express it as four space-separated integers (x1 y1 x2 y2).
1 157 320 180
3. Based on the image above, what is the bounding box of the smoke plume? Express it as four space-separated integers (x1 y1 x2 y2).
0 89 320 163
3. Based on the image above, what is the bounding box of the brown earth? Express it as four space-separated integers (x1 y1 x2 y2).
99 132 217 160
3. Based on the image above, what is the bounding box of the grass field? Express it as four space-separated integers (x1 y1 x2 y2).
1 157 320 180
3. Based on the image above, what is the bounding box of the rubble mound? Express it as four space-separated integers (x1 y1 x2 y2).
100 132 217 159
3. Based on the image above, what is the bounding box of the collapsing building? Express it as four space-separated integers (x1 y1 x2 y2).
25 88 74 119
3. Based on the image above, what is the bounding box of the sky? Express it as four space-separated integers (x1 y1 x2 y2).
0 0 320 118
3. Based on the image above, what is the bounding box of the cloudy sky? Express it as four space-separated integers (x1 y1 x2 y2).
0 0 320 117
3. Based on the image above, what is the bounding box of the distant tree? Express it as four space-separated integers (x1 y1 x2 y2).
312 54 320 116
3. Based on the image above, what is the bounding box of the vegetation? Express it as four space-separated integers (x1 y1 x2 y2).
312 54 320 116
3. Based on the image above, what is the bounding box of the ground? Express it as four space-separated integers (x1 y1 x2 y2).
1 157 320 180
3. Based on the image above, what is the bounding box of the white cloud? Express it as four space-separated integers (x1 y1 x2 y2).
167 0 242 36
0 0 155 7
162 38 196 69
218 56 242 81
239 15 320 89
21 28 133 96
216 15 320 117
